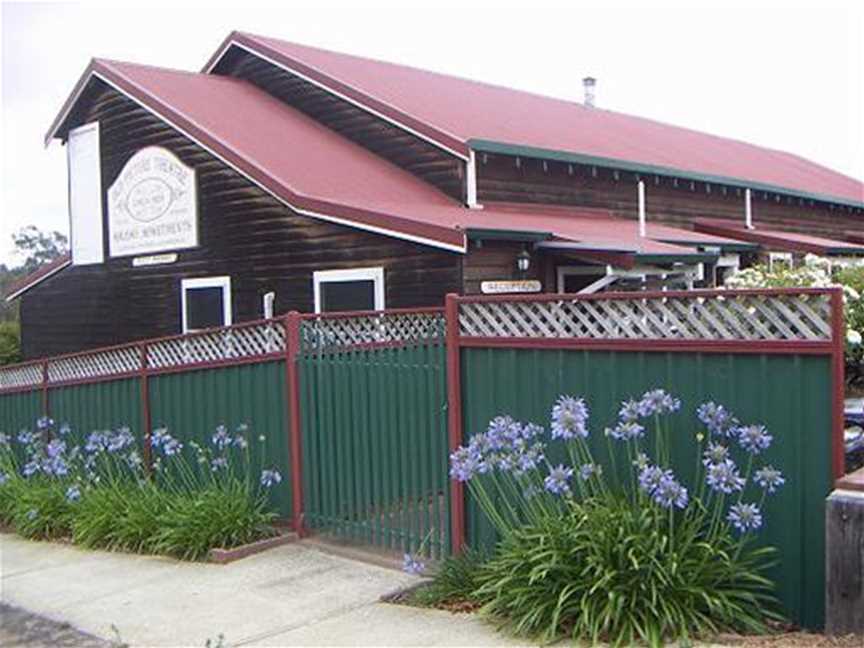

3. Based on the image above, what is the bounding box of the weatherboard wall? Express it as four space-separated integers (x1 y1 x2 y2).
477 152 862 240
20 80 462 360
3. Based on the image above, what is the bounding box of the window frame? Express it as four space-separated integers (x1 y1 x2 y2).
312 267 385 314
556 264 613 294
180 276 232 333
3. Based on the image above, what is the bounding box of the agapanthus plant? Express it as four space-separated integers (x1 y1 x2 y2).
449 390 786 646
0 417 281 559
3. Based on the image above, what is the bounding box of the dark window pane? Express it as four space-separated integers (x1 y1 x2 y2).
320 280 375 312
562 273 605 293
186 286 225 330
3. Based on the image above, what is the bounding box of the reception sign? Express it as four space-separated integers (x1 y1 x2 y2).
108 147 198 257
480 280 542 294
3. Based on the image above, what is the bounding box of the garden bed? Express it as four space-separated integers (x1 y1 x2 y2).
0 419 284 562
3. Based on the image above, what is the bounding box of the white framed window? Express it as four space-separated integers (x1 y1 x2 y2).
181 276 232 333
313 267 385 313
67 121 104 265
557 265 615 294
768 252 793 272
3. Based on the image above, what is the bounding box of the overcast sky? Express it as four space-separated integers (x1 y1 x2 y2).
1 0 862 266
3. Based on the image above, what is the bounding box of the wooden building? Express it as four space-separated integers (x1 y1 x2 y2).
6 31 863 359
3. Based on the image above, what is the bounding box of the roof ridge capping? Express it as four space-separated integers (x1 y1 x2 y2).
203 30 863 209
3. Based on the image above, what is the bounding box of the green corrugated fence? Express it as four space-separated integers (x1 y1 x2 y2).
298 342 449 559
149 361 291 517
0 289 843 631
459 347 833 629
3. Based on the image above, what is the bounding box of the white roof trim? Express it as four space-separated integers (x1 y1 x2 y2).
4 259 72 302
50 69 467 255
205 39 470 162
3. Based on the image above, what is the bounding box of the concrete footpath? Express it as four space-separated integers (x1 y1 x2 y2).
0 533 524 647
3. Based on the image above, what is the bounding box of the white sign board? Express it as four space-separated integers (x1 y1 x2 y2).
108 147 198 257
480 280 542 294
68 122 104 265
132 253 178 267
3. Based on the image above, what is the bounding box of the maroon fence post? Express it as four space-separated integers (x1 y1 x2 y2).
830 287 846 480
445 293 466 554
41 360 50 418
285 312 306 535
140 342 153 472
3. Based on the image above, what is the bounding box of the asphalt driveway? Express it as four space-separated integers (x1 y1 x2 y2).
0 533 521 647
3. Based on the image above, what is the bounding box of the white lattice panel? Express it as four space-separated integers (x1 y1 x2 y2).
301 312 445 353
458 293 833 342
48 347 141 383
147 322 286 369
0 363 43 390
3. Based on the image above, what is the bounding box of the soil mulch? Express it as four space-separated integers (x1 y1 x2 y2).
713 631 863 647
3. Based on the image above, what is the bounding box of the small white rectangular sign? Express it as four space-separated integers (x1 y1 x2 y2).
480 280 542 294
132 253 178 267
108 147 198 257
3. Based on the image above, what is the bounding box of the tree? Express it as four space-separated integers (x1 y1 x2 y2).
11 225 69 273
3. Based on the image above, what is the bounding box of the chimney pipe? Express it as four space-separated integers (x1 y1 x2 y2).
583 76 596 108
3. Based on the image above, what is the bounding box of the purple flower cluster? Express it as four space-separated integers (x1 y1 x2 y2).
610 389 679 443
550 396 589 440
737 425 773 455
578 463 601 481
638 464 688 509
702 442 730 466
85 427 135 456
606 420 645 441
260 469 282 488
727 502 762 533
402 553 425 575
639 389 681 417
449 445 488 482
150 427 183 456
697 402 739 437
754 465 785 493
449 416 545 482
65 485 81 502
543 464 573 495
212 424 232 450
705 459 746 494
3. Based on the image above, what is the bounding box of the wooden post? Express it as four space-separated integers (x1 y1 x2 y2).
445 293 465 554
830 288 845 479
285 312 305 535
41 360 50 418
826 485 864 634
140 342 152 472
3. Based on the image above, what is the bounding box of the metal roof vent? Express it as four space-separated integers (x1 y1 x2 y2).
582 77 596 108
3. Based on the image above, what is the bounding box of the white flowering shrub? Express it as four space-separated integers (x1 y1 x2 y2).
725 255 864 388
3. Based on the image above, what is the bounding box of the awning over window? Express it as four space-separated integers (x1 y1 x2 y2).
463 205 750 268
693 219 864 256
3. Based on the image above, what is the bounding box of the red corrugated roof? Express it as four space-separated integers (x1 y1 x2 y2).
3 253 72 302
210 32 863 207
694 219 864 255
45 59 743 265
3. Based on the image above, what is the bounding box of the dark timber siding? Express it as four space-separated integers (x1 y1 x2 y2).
213 47 466 202
477 153 863 238
20 80 461 359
